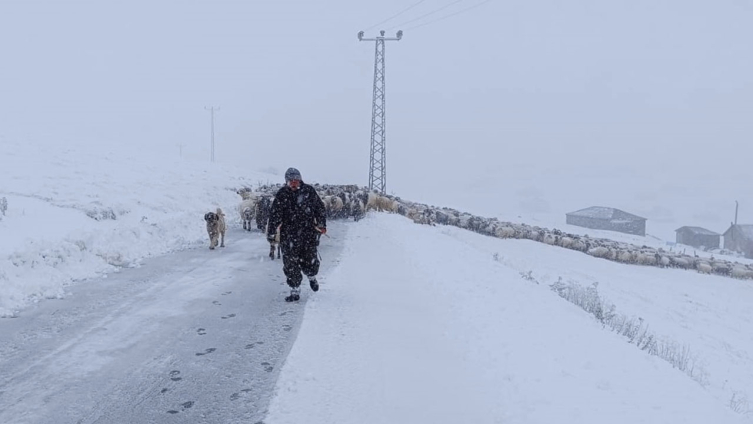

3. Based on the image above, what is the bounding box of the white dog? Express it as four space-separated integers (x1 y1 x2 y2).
204 207 226 249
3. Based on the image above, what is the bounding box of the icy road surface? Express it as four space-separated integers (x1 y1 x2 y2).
0 225 345 424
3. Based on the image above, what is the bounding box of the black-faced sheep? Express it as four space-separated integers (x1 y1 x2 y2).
255 196 273 231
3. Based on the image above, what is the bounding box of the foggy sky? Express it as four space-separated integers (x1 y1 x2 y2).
2 0 752 216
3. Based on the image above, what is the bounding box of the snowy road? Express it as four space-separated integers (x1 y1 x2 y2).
0 224 345 424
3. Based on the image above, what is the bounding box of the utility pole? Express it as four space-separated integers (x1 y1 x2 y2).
358 29 402 194
177 143 184 158
205 106 220 162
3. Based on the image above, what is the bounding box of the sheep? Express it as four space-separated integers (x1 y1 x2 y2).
494 226 515 239
696 261 712 274
349 197 365 221
670 256 692 269
711 261 732 276
406 207 433 225
242 183 753 283
635 252 657 266
323 195 345 219
588 246 611 259
364 192 398 213
237 187 256 200
617 250 633 263
378 196 399 213
365 192 381 211
268 224 281 260
255 196 273 231
444 211 460 226
557 236 574 249
730 266 753 279
467 216 487 233
238 197 257 231
571 239 588 252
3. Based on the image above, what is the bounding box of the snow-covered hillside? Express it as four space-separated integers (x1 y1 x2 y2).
0 138 277 317
1 138 751 423
265 214 751 423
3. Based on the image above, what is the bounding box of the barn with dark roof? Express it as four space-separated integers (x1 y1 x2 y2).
675 226 720 250
565 206 646 236
723 224 753 258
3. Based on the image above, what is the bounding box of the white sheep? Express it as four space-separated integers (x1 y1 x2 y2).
238 198 257 231
494 226 515 239
696 261 712 274
616 250 633 263
323 195 345 219
558 236 574 249
571 239 588 252
670 257 691 269
365 192 381 211
634 252 653 266
730 266 753 279
588 246 611 259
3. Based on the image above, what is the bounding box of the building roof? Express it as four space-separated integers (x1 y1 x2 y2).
566 206 646 221
675 226 720 236
723 224 753 240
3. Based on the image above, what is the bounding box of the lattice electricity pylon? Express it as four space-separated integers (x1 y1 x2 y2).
358 30 402 194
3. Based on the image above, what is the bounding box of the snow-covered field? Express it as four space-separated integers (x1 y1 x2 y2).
0 138 275 317
1 138 752 423
265 214 751 423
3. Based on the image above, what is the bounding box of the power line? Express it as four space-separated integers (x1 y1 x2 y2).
403 0 494 31
363 0 427 32
386 0 467 31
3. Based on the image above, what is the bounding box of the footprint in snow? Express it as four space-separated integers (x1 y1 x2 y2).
195 348 217 356
245 341 264 349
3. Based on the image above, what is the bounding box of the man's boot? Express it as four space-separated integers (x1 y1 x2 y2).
309 277 319 292
285 287 301 302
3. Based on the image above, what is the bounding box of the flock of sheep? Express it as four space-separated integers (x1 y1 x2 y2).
233 184 753 281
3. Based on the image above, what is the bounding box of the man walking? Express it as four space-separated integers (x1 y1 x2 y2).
267 167 327 302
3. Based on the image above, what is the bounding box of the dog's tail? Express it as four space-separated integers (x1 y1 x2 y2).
216 207 225 216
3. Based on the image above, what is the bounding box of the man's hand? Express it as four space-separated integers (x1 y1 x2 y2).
267 234 277 244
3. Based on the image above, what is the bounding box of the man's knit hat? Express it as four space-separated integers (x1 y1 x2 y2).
284 167 302 182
